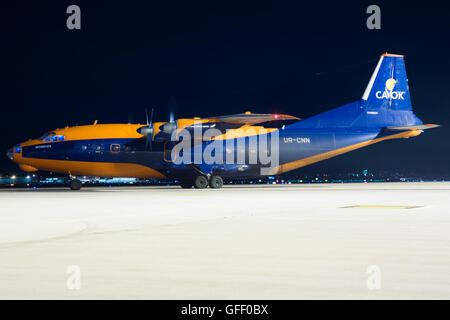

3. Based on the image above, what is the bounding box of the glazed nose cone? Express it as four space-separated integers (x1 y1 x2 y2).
6 147 14 161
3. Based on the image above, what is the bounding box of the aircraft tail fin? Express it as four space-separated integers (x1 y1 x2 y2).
362 53 413 111
290 53 436 130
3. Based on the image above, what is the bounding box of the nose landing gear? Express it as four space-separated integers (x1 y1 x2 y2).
69 178 82 190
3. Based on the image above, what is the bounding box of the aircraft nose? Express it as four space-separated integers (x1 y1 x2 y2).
6 147 14 161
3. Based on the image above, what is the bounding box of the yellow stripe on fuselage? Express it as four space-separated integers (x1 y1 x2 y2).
21 123 145 147
15 157 166 178
212 125 278 140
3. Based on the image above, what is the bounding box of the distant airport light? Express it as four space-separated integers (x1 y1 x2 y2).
11 175 16 179
273 114 279 119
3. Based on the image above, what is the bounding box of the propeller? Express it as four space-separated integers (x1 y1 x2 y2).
137 108 155 151
161 110 177 135
137 106 178 151
161 97 178 135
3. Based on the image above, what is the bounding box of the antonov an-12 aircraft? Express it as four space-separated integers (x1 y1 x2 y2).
7 53 438 190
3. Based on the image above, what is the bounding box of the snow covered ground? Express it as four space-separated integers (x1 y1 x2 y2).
0 182 449 299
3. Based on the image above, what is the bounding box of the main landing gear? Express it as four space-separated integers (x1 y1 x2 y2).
209 175 223 189
180 175 223 189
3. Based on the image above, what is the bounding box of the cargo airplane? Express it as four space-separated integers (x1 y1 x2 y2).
7 53 438 190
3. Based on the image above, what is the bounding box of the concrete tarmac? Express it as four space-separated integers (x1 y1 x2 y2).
0 182 449 299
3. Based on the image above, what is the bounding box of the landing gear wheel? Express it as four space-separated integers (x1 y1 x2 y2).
209 175 223 189
180 180 193 189
70 179 82 190
194 176 208 189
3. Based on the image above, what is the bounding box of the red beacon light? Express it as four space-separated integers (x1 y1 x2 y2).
273 114 279 119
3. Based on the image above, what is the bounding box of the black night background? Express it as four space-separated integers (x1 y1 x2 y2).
1 1 449 178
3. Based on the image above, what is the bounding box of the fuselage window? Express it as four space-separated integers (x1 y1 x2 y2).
111 144 120 153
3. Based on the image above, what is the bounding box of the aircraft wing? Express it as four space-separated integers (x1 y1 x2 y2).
208 113 301 125
386 124 440 130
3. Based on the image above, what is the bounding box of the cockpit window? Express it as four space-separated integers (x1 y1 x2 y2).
40 132 65 142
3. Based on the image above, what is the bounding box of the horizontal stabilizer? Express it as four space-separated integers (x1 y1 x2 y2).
386 124 440 130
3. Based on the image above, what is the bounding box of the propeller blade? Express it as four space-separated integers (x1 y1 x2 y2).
150 108 154 125
145 108 149 126
145 136 152 151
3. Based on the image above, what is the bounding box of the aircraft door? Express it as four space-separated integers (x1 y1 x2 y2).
163 141 175 162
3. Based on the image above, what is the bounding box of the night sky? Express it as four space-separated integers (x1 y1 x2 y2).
1 1 449 176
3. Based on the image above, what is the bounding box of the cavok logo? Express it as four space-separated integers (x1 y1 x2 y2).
375 78 405 100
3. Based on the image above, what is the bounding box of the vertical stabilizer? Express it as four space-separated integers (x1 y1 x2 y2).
362 53 413 111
